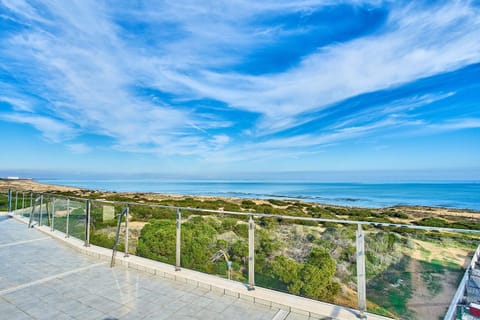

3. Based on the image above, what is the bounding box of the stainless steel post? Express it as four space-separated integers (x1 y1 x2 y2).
124 205 129 257
7 188 12 212
248 215 255 290
51 198 55 231
28 197 35 228
30 191 32 208
85 200 91 247
65 199 70 238
175 208 181 271
22 192 25 210
356 224 367 317
39 194 43 226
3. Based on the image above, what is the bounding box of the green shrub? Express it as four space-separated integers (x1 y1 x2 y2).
269 248 339 300
233 223 249 238
220 218 237 232
415 217 449 228
90 232 124 251
268 199 287 206
136 219 219 272
241 200 256 209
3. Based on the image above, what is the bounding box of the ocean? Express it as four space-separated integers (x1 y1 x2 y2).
37 179 480 211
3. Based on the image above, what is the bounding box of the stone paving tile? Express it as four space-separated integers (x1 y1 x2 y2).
0 216 280 320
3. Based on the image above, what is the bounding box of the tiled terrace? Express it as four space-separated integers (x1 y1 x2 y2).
0 213 391 320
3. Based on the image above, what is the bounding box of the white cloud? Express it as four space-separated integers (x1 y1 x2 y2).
0 0 49 24
426 118 480 132
0 112 74 142
211 134 230 148
327 92 456 131
66 143 92 154
0 96 35 112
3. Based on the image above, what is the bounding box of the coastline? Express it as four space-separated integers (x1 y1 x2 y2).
34 178 480 211
1 179 478 220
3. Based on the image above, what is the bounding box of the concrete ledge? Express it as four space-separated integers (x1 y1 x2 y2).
9 213 392 320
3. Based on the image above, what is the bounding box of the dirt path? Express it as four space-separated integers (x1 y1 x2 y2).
407 258 462 319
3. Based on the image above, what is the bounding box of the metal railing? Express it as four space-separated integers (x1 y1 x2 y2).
4 188 479 319
444 244 480 320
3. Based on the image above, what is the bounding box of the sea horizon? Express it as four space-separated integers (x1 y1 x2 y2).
37 178 480 211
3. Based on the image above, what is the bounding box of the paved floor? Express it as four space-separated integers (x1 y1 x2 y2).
0 216 291 320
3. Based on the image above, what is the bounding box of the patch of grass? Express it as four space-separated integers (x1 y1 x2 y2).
367 256 415 319
419 246 431 260
430 258 456 271
419 260 443 295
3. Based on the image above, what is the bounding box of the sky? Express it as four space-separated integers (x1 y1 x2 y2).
0 0 479 181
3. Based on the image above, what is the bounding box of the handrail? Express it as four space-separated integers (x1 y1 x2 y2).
17 190 480 235
111 206 128 267
28 195 42 228
443 244 480 320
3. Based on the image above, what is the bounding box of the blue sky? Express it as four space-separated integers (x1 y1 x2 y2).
0 0 479 180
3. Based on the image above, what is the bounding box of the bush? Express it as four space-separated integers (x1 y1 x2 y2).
268 199 287 206
220 218 237 232
136 220 176 264
90 232 124 251
269 248 339 300
385 210 409 219
130 206 175 221
233 223 249 238
136 219 218 271
229 240 248 263
415 217 449 228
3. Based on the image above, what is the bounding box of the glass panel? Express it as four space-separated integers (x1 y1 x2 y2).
68 200 86 240
89 201 123 250
255 219 351 307
14 192 26 216
18 193 35 220
202 212 249 281
176 210 220 274
161 209 241 277
29 198 38 225
0 191 8 211
41 196 54 228
366 226 472 319
52 198 69 234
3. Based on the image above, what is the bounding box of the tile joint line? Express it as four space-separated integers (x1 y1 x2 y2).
0 237 50 248
0 262 107 295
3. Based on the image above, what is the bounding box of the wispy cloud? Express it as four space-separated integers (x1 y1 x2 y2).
0 0 479 164
0 96 35 112
66 143 92 154
426 118 480 132
0 112 74 142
